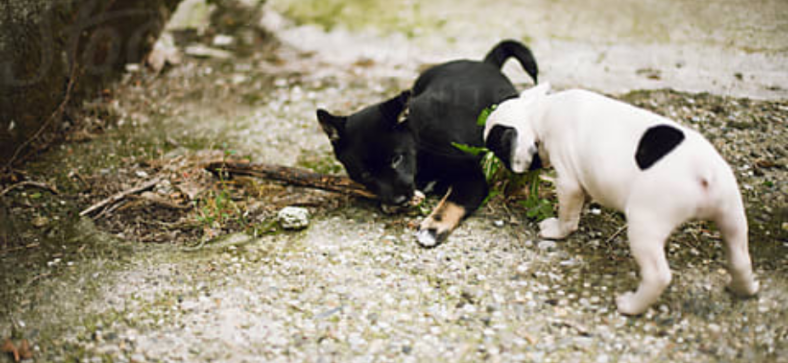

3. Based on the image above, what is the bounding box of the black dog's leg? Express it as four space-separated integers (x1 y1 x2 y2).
416 169 488 247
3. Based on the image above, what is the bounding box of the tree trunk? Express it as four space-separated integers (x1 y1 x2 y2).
0 0 183 166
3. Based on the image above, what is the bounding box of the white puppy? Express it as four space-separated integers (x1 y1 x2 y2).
484 83 759 315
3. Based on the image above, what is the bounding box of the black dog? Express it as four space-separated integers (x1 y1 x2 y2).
317 40 538 247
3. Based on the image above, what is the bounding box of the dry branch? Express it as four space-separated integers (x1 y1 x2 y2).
0 181 59 197
79 177 162 217
204 161 376 200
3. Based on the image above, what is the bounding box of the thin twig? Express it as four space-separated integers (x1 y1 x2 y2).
605 224 628 244
131 193 192 210
79 177 162 217
94 199 127 220
0 180 59 197
0 243 41 257
25 272 52 287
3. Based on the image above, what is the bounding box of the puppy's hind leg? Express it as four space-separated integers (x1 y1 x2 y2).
715 195 759 296
616 213 675 316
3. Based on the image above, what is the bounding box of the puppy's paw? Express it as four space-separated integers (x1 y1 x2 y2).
415 228 449 248
415 218 450 248
616 292 648 316
727 277 759 297
416 229 438 247
538 218 569 240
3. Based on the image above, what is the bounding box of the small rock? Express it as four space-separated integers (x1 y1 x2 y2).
185 45 233 59
213 34 235 47
493 220 505 227
277 207 310 230
32 216 49 228
708 323 722 333
538 240 557 251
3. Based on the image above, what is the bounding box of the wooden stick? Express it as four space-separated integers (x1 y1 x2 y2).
79 177 162 217
204 161 377 200
605 224 628 244
0 180 59 197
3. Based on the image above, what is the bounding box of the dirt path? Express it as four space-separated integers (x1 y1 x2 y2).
1 1 786 362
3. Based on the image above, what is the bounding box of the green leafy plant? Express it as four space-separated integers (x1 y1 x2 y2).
519 170 554 221
452 106 554 221
477 104 497 126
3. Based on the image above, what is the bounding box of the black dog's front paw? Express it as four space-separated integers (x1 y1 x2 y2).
415 227 449 248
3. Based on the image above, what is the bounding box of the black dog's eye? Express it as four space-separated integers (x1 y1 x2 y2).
390 154 403 169
360 171 372 181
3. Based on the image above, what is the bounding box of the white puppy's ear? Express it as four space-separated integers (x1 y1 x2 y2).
519 82 551 99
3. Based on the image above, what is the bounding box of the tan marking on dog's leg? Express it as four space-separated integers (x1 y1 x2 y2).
416 188 467 247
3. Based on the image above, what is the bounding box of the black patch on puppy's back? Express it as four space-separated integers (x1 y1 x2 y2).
485 125 517 170
635 125 685 170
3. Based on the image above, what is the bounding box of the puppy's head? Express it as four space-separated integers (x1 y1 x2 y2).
316 91 417 206
484 83 550 173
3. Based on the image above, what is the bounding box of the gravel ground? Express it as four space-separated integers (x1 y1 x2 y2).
1 1 786 362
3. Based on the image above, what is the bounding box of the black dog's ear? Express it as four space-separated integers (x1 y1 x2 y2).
380 90 411 125
317 109 346 143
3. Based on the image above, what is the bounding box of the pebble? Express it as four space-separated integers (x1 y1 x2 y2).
277 207 310 230
32 216 49 228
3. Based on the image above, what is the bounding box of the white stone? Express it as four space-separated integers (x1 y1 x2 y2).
277 207 310 230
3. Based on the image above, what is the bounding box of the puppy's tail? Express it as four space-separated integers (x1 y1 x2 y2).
483 40 538 84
